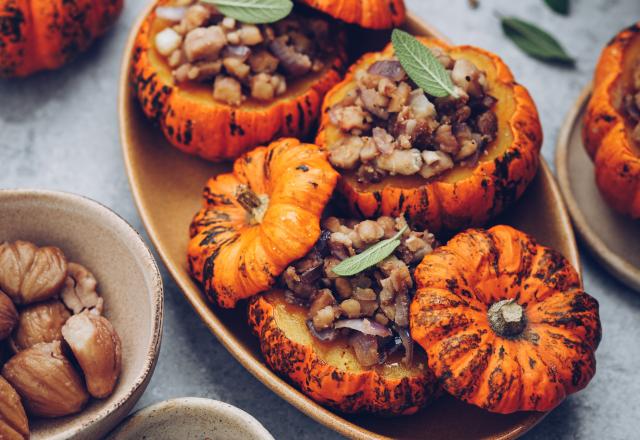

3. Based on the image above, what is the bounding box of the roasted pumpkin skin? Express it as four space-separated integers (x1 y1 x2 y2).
410 225 601 414
583 23 640 218
0 0 123 77
249 290 440 415
188 138 339 308
301 0 405 30
317 37 542 233
131 0 347 162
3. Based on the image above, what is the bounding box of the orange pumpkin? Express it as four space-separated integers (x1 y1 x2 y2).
0 0 123 77
131 0 346 162
410 225 601 414
583 23 640 218
248 289 439 415
316 37 542 233
301 0 405 29
188 138 339 308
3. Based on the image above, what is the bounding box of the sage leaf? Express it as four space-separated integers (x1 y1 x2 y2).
501 17 574 65
544 0 569 15
202 0 293 24
332 225 408 277
391 29 459 98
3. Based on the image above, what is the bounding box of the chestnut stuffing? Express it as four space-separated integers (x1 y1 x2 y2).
154 0 336 105
328 50 498 183
624 62 640 143
280 216 436 368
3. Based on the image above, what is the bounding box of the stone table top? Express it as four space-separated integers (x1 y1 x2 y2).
1 0 639 438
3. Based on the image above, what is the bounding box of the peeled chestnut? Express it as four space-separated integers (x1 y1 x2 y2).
0 292 18 341
62 311 122 399
2 341 89 418
0 241 67 305
0 376 29 440
10 300 71 352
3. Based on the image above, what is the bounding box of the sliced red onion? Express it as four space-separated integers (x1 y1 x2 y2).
155 6 186 22
306 320 337 341
349 333 379 367
367 60 405 81
397 326 414 365
334 318 392 337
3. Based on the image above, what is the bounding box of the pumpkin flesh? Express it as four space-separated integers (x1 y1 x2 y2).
132 0 346 161
583 23 640 218
301 0 406 30
249 290 439 415
317 38 542 232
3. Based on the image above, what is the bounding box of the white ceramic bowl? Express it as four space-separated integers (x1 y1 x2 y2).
0 189 164 439
106 398 274 440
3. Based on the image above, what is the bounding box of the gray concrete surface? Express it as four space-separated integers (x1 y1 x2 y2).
1 0 639 438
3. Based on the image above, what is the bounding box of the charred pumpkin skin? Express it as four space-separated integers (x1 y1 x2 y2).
583 23 640 218
410 225 601 414
0 0 123 77
317 38 542 233
301 0 405 30
249 290 440 415
131 0 347 162
188 138 339 308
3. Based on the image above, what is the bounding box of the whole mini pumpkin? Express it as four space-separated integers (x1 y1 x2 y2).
410 225 601 414
316 37 542 233
188 138 339 308
131 0 346 162
0 0 123 77
301 0 406 29
583 22 640 218
248 289 439 415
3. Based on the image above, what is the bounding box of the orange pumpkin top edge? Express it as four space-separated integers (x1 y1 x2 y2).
317 36 543 233
130 0 347 162
583 22 640 218
0 0 123 78
410 225 601 414
301 0 406 30
187 138 339 308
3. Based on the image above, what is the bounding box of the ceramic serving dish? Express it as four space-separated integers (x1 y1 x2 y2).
0 189 164 440
106 397 274 439
556 85 640 292
119 4 578 439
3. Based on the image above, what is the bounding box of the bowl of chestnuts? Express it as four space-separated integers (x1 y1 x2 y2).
0 189 163 440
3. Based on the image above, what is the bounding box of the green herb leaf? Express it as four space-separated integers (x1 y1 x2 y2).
331 225 408 277
391 29 459 98
501 16 574 65
544 0 569 15
202 0 293 24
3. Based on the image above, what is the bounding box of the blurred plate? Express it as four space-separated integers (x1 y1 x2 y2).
119 4 577 439
556 85 640 291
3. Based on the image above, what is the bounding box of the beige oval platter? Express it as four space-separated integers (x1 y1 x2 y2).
556 85 640 291
119 4 579 439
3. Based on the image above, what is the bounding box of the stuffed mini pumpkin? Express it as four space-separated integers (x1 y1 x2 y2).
300 0 406 29
188 138 339 308
583 22 640 218
131 0 346 161
0 0 123 77
316 36 542 233
410 225 601 414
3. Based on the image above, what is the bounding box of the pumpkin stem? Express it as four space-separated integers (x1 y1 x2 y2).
488 299 526 337
236 184 269 224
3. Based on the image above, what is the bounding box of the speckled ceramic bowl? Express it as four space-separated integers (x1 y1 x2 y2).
106 398 274 440
0 189 164 440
